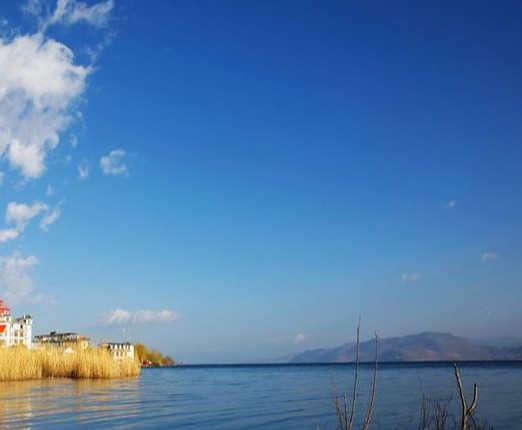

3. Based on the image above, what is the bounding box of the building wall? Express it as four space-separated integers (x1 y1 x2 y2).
0 315 11 346
0 299 12 346
100 342 135 360
10 316 33 348
0 300 32 348
33 332 90 350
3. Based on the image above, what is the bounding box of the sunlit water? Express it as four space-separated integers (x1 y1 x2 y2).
0 362 520 429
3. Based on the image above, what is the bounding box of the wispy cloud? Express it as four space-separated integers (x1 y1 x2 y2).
443 199 457 209
26 293 57 306
100 149 128 176
6 201 48 231
294 333 309 343
0 201 48 243
401 272 420 282
78 159 90 180
0 229 20 243
481 253 499 263
102 309 181 324
39 205 62 232
21 0 43 18
0 200 63 242
0 253 39 303
0 18 9 36
25 0 114 31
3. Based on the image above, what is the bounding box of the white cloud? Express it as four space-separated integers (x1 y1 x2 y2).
104 308 131 324
84 31 115 62
0 229 20 243
40 206 61 232
41 0 114 30
0 2 113 306
78 159 89 179
0 201 60 242
402 273 420 282
46 184 55 196
0 253 39 303
482 253 499 263
6 201 48 230
27 293 56 306
0 18 18 43
22 0 43 18
0 172 3 186
294 333 309 343
100 149 128 176
0 33 90 179
0 18 8 33
133 310 180 323
443 199 457 209
102 309 181 324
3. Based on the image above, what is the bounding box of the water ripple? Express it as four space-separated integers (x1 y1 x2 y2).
0 363 520 430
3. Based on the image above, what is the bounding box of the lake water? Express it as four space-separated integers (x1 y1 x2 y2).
0 362 521 429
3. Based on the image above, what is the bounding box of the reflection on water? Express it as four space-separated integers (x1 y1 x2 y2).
0 380 35 429
0 378 141 430
0 363 521 430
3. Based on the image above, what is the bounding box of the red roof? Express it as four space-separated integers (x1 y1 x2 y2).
0 299 11 317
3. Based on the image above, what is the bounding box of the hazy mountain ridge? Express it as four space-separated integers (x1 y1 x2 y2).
290 332 522 363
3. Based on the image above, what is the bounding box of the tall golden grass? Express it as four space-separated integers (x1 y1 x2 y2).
0 346 140 381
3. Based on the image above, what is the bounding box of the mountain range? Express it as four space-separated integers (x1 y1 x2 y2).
289 332 522 363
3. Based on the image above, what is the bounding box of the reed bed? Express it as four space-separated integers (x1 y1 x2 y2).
0 346 140 381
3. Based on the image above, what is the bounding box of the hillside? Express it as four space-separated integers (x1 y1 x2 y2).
290 332 522 363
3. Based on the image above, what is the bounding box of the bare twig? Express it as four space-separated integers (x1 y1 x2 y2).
362 332 378 430
330 321 378 430
348 319 361 430
454 363 478 430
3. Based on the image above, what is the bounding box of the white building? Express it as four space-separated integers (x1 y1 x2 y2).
99 342 135 360
33 332 90 350
0 299 33 348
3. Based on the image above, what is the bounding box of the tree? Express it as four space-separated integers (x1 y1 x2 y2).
134 342 175 366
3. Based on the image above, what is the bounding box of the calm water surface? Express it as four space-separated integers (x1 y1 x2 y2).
0 362 521 429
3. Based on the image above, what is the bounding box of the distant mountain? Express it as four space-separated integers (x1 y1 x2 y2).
470 336 522 348
290 332 522 363
494 345 522 361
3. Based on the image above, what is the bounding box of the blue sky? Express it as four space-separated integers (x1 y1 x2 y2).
0 0 521 363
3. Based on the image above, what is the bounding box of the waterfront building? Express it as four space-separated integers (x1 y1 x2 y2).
34 332 90 350
0 299 33 348
99 342 135 360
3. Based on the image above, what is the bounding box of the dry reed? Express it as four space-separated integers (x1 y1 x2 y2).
0 346 140 381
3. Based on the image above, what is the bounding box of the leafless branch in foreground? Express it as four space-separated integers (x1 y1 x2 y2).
330 320 378 430
454 363 478 430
